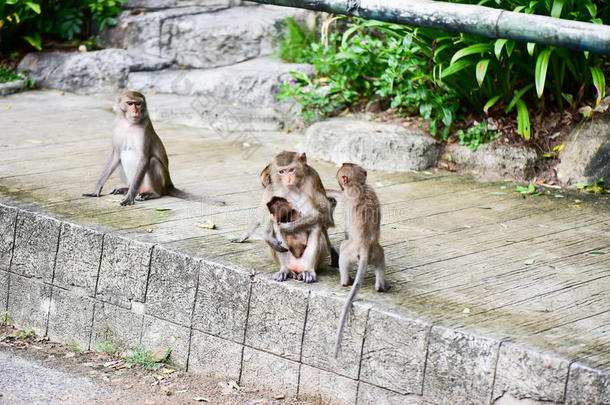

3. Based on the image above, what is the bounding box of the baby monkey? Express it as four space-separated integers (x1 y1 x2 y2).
266 196 309 259
333 163 387 359
83 90 223 206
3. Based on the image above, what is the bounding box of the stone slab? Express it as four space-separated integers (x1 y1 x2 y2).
492 343 570 403
47 287 95 350
11 211 60 283
96 234 153 309
0 204 17 272
301 291 368 379
192 261 250 343
0 80 24 96
565 362 610 405
304 118 439 172
357 382 428 405
90 302 144 351
423 326 499 405
7 274 52 335
126 57 314 107
245 277 308 361
445 143 539 181
141 315 191 368
557 114 610 185
360 309 429 394
240 347 300 397
298 364 358 405
54 222 104 297
187 329 242 380
145 246 200 327
0 270 8 313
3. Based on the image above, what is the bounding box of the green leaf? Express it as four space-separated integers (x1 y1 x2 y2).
156 208 171 211
561 92 574 106
483 95 501 114
590 66 606 105
24 1 41 14
494 39 508 60
535 49 553 98
527 42 536 56
440 59 473 79
589 251 606 255
450 44 493 65
476 206 492 209
23 34 42 51
516 99 531 140
550 0 564 18
505 84 534 113
476 59 490 87
524 259 535 265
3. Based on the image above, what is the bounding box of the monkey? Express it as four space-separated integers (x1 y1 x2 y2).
266 151 334 283
231 161 340 269
266 196 309 260
83 90 225 206
333 163 387 359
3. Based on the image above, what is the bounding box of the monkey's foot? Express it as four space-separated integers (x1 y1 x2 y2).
340 277 354 287
300 271 317 283
120 197 135 206
375 281 390 292
274 270 296 282
136 192 161 201
109 187 128 195
269 240 289 253
230 237 247 243
82 192 101 197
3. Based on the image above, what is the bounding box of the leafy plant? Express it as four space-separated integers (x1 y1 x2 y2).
96 340 117 356
0 311 9 327
0 0 126 53
16 327 34 339
124 344 169 372
456 120 500 151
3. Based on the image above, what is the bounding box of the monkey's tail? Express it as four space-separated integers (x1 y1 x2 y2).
167 185 227 206
334 245 369 359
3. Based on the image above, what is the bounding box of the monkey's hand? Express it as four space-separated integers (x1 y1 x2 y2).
82 192 101 197
268 239 289 253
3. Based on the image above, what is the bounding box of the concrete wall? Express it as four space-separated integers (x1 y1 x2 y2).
0 201 607 405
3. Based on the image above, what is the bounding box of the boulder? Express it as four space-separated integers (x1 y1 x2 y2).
17 49 171 94
556 115 610 185
0 80 25 96
127 57 314 107
105 5 311 68
303 118 439 172
124 0 244 9
445 143 539 180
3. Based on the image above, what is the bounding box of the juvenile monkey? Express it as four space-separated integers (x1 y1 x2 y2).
266 196 308 259
83 91 224 206
333 163 387 359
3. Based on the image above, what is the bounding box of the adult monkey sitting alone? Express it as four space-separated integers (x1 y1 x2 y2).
268 151 333 283
83 91 224 206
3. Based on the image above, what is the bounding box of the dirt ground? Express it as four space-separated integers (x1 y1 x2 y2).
0 324 322 405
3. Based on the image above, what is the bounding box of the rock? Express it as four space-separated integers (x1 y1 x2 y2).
151 347 170 362
124 0 245 10
127 57 314 107
0 80 25 96
445 143 539 180
303 118 439 172
17 49 171 94
105 5 310 68
556 115 610 185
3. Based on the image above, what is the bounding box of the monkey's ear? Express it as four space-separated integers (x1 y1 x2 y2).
117 96 126 111
299 152 307 164
363 169 367 179
341 175 349 186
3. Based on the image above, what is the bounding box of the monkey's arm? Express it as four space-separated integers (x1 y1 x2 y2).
325 189 343 199
264 222 289 252
121 156 149 206
279 209 322 234
230 218 260 243
83 151 120 197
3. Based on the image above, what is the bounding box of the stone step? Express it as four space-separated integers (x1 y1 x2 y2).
105 4 311 69
127 56 314 108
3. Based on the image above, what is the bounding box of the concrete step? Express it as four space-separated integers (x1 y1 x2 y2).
105 4 311 68
127 56 314 107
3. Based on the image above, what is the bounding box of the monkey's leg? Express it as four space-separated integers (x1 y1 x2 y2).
372 243 388 292
338 241 355 286
273 252 297 282
109 187 128 195
299 226 323 283
324 230 339 268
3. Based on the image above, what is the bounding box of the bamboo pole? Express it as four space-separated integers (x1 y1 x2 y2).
246 0 610 54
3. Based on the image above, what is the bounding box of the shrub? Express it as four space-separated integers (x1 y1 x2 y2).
0 0 125 53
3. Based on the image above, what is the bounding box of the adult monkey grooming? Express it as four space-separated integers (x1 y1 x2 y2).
83 91 223 206
333 163 387 359
231 161 340 268
269 151 334 283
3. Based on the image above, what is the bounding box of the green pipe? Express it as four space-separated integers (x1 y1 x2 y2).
246 0 610 54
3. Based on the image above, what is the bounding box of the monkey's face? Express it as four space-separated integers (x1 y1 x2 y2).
276 164 302 189
122 98 146 123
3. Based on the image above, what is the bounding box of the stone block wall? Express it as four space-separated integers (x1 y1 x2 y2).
0 201 607 405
